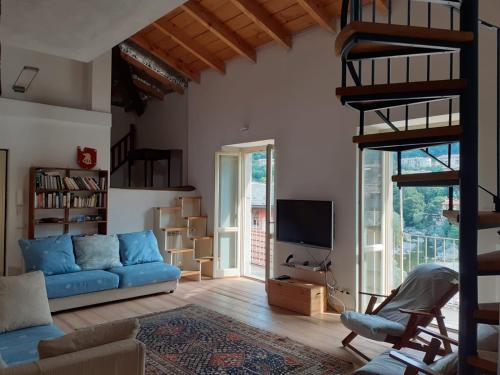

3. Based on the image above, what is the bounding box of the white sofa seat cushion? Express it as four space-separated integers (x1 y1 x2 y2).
0 272 53 334
340 311 406 341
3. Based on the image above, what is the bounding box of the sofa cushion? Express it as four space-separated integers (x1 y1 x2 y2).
117 230 163 266
0 272 53 334
19 235 81 276
340 311 406 341
108 262 181 288
38 319 139 359
45 270 119 299
0 324 64 367
72 234 122 270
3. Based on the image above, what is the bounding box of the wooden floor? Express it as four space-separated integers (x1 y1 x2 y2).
53 277 389 366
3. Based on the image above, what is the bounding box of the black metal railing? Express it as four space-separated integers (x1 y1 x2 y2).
337 1 500 372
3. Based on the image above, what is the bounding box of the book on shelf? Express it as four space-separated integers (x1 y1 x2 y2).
36 171 106 191
34 192 107 209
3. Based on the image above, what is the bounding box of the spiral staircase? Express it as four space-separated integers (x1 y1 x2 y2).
336 0 500 373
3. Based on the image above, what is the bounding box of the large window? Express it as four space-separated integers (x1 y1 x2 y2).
360 144 460 327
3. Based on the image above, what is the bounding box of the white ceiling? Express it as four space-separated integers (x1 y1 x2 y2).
0 0 184 62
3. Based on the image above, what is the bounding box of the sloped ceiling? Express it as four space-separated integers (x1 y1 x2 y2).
0 0 184 62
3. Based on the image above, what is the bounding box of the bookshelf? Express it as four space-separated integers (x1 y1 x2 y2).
28 167 108 239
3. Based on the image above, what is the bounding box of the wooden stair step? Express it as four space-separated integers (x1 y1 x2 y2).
474 303 500 324
186 216 207 219
167 248 194 254
336 21 473 59
337 80 467 111
162 226 188 232
181 270 201 278
353 126 462 151
478 251 500 276
156 206 181 211
195 257 214 263
443 210 500 230
392 171 459 187
467 354 498 373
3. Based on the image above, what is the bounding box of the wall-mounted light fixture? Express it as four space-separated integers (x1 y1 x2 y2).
12 66 39 93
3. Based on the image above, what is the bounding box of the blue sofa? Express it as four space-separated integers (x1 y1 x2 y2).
19 231 181 312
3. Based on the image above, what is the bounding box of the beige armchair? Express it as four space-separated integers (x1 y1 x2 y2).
0 339 145 375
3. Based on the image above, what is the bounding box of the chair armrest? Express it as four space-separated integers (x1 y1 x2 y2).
417 326 459 347
359 291 389 298
389 351 440 375
399 308 443 319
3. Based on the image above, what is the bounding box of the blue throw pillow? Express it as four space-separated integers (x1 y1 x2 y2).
18 235 81 275
117 230 163 266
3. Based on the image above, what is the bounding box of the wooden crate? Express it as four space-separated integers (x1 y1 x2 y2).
268 278 326 316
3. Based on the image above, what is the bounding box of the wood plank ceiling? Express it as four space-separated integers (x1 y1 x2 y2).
119 0 386 100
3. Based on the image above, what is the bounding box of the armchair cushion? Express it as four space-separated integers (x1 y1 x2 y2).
352 350 408 375
377 264 458 327
340 311 406 341
477 324 498 352
429 352 458 375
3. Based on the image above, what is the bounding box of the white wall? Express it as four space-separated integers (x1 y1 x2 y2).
0 98 111 275
1 45 91 110
107 188 196 234
187 27 359 309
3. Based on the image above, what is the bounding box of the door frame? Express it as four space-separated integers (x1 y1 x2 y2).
213 151 242 278
214 141 275 281
0 150 8 276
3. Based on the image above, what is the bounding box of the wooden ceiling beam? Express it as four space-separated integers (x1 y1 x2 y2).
153 20 226 74
229 0 292 49
130 34 200 83
182 0 257 63
120 52 184 95
132 78 165 100
297 0 335 33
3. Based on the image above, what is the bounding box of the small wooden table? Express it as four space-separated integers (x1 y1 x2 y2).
268 278 326 316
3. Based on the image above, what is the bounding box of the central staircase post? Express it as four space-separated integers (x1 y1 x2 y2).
458 0 479 373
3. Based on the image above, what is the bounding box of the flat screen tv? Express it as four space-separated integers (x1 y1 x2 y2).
276 199 334 249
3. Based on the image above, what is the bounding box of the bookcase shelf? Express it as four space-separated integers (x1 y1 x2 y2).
28 167 108 239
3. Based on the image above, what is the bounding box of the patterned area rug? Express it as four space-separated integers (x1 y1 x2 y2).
137 304 353 374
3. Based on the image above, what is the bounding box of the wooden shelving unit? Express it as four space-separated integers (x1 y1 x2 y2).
28 167 108 239
154 196 213 280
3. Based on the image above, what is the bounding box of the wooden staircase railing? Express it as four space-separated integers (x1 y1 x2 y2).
111 124 136 175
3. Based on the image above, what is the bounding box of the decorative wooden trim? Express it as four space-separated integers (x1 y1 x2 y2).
153 21 226 74
296 0 335 33
182 0 257 62
130 34 201 83
132 78 164 100
120 52 184 95
229 0 292 49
